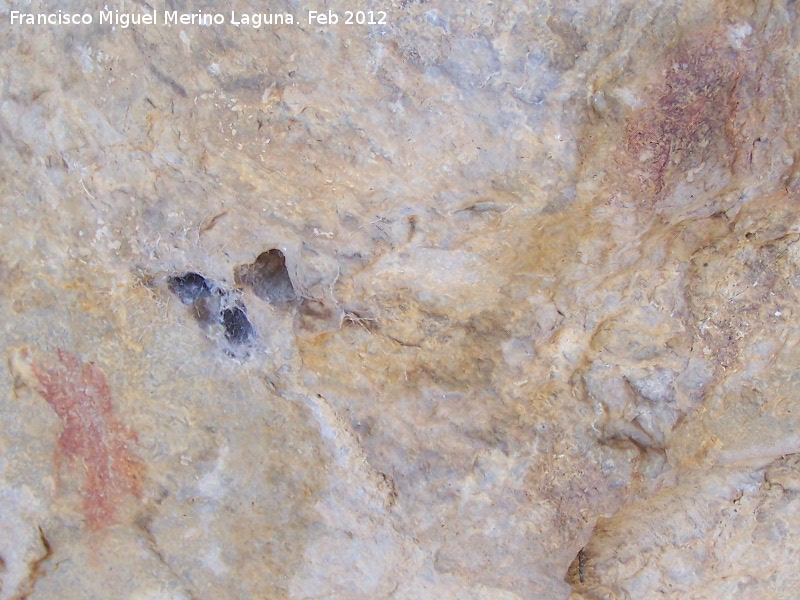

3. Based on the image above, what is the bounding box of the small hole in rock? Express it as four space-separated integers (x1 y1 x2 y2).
235 250 297 306
168 272 212 305
222 305 255 345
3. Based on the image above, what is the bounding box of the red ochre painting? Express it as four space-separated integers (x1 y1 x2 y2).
31 350 144 530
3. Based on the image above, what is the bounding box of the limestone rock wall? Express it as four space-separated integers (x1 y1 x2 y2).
1 0 800 598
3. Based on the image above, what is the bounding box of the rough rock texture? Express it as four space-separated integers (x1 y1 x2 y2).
1 0 800 598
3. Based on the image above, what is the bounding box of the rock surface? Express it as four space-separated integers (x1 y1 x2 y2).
1 0 800 598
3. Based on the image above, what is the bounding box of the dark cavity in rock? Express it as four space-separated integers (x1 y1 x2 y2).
168 272 212 305
235 249 297 306
168 272 256 349
222 305 255 345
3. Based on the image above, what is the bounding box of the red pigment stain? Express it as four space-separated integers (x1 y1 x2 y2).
624 36 743 197
32 350 143 530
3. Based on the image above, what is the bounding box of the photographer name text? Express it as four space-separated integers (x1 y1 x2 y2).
9 9 388 28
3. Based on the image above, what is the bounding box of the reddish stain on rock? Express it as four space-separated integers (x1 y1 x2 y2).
624 35 743 198
32 350 143 530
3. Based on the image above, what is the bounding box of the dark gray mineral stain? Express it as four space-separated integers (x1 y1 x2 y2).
222 305 255 345
168 272 212 305
168 272 256 348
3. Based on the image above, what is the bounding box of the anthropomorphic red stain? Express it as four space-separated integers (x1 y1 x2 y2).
30 350 144 530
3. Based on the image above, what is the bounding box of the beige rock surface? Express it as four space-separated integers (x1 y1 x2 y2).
1 0 800 598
